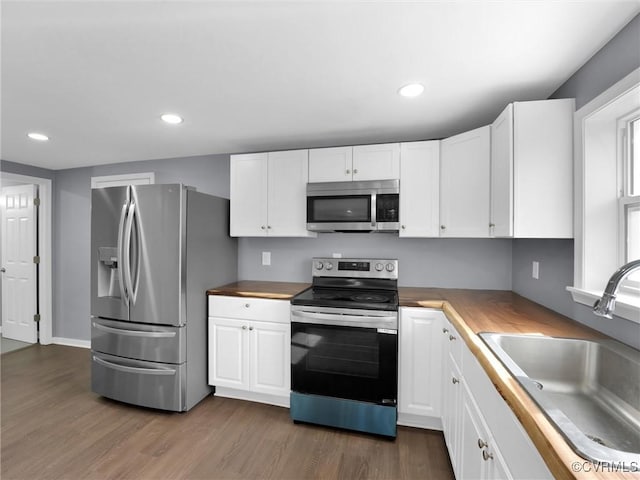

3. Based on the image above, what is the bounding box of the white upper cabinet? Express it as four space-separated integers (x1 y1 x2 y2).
352 143 400 181
399 141 440 237
308 143 400 182
440 125 491 238
230 150 315 237
490 99 574 238
229 153 268 237
308 146 353 182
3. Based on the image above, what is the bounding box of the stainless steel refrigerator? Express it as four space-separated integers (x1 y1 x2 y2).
90 184 237 411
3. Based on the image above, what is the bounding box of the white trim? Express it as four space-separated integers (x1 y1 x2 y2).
52 337 91 349
0 172 53 345
397 412 443 430
91 172 155 189
567 287 640 325
214 386 290 408
571 68 640 325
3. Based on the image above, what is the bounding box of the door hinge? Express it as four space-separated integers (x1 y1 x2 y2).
33 256 41 264
34 314 41 323
34 197 41 207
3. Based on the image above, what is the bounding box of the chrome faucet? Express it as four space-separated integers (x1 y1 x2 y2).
593 259 640 318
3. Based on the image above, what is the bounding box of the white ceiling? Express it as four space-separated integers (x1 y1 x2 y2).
1 1 638 171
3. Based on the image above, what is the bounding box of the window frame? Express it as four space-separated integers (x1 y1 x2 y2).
567 67 640 324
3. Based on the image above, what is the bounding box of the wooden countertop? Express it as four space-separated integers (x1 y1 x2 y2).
207 280 310 300
208 282 635 479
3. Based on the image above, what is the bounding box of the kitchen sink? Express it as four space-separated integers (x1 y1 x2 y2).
479 333 640 469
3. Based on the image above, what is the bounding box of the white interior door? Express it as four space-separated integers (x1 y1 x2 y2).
1 184 38 343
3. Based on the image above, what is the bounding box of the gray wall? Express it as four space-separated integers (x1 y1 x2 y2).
512 14 640 348
53 154 229 340
240 236 512 289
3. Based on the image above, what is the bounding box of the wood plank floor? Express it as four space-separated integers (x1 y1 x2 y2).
1 345 455 480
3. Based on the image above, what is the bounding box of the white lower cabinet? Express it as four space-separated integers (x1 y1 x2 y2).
440 320 552 480
208 296 290 407
398 308 444 429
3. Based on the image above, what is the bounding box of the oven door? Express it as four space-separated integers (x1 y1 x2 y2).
290 306 398 405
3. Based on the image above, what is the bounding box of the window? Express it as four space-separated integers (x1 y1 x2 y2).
620 115 640 290
568 68 640 323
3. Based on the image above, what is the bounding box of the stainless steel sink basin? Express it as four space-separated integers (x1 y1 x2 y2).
480 333 640 469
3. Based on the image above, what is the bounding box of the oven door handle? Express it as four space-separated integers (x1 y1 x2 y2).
291 309 397 330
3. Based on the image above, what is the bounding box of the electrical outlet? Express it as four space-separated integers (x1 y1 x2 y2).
532 261 539 279
262 251 271 266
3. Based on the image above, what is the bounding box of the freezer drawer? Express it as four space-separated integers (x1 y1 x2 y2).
91 351 186 411
91 317 186 364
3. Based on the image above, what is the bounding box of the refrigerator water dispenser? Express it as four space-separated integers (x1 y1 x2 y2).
97 246 120 298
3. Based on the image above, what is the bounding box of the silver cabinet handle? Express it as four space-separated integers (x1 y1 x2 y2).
244 303 250 308
442 328 449 334
346 169 351 174
440 225 446 230
242 325 247 330
267 226 271 229
249 326 254 331
489 223 495 228
449 334 456 341
401 225 406 229
482 450 494 461
478 438 488 449
261 225 266 230
452 377 459 384
353 169 358 174
0 267 5 273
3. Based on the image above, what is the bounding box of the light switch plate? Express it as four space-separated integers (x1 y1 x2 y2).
262 251 271 266
532 261 539 279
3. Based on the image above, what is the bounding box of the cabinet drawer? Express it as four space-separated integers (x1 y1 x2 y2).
208 295 290 323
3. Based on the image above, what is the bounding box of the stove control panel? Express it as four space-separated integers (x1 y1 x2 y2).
312 257 398 279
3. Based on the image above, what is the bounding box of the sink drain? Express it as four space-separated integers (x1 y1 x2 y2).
586 434 607 447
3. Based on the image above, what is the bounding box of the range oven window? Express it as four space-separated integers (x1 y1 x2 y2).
307 195 371 223
291 322 397 405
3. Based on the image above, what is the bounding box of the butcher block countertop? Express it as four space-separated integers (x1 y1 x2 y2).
208 282 635 480
207 280 310 300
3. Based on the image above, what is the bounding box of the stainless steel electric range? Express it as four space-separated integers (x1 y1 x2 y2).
290 257 399 438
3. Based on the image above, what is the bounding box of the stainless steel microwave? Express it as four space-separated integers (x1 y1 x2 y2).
306 179 399 232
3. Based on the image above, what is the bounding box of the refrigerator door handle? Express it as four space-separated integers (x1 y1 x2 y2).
117 202 129 306
123 202 136 305
131 202 141 304
93 355 177 376
92 321 177 338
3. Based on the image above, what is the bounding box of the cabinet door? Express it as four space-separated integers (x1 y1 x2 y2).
442 352 463 478
398 308 443 418
399 141 440 237
512 99 573 238
353 143 400 181
249 321 291 397
440 126 491 237
459 382 491 480
490 104 514 237
230 153 268 236
208 317 248 389
308 146 353 182
267 150 315 237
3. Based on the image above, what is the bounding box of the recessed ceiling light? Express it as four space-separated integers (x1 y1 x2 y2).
161 113 183 124
27 132 49 141
398 83 425 98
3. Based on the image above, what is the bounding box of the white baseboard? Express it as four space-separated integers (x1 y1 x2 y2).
52 337 91 349
397 412 443 431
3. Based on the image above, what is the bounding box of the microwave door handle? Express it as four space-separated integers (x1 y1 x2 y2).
371 192 377 228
